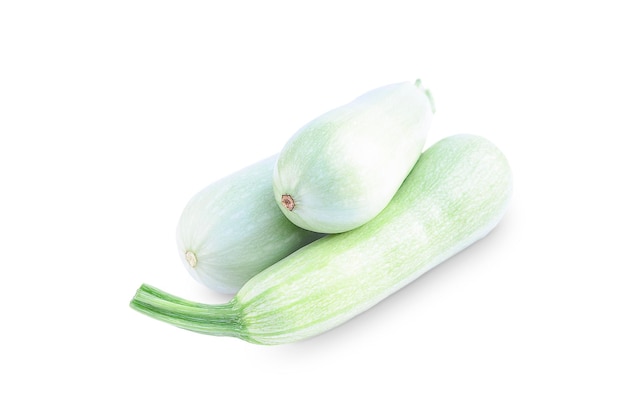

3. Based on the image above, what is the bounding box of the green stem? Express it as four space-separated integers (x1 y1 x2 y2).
130 284 245 339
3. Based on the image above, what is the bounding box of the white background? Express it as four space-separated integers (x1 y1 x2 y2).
1 1 625 416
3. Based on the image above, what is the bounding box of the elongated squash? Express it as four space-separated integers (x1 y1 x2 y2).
176 155 322 294
132 134 512 344
273 79 435 233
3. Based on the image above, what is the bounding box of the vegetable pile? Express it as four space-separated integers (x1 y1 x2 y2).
130 79 512 345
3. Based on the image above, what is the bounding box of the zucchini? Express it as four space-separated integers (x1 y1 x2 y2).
273 79 435 233
132 134 512 344
176 155 322 294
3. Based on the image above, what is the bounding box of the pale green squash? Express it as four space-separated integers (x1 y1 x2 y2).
273 79 435 233
176 155 321 294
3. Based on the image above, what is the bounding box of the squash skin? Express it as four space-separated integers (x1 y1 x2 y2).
176 155 322 294
273 80 435 233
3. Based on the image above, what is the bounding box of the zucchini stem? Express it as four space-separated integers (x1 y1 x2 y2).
130 284 246 339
